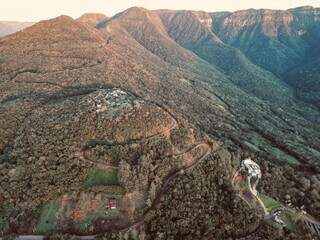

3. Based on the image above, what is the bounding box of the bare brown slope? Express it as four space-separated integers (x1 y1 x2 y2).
77 13 108 27
101 7 290 104
97 7 225 78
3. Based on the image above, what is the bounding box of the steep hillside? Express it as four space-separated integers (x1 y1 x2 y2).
97 7 320 163
0 11 320 239
285 49 320 108
1 86 213 235
211 6 320 75
97 7 222 76
156 10 292 103
0 21 34 37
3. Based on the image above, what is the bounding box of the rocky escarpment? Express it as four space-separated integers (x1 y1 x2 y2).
208 6 320 108
210 6 320 75
156 10 293 104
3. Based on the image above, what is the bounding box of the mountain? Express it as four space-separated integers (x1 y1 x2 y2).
285 48 320 109
0 7 320 239
155 9 292 103
77 13 108 27
0 21 34 37
209 6 320 108
210 6 320 76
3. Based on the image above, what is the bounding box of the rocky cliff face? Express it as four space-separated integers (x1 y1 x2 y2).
210 6 320 76
217 9 294 39
193 11 213 29
156 10 293 103
208 6 320 108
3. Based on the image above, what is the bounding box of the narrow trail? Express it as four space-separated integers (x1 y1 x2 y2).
117 142 212 233
232 165 268 216
11 98 213 239
15 235 95 240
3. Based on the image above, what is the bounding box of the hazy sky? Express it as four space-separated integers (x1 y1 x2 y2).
2 0 320 22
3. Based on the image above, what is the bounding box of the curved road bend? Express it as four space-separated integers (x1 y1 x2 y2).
14 143 212 238
232 166 268 216
79 104 178 166
232 162 320 237
118 142 212 232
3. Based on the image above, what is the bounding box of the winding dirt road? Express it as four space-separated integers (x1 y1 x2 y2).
79 104 178 166
14 143 211 240
232 161 320 237
11 102 213 239
117 142 212 233
232 165 268 216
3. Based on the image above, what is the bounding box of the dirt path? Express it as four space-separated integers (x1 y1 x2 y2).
232 167 268 216
15 235 96 240
231 163 320 238
12 142 211 239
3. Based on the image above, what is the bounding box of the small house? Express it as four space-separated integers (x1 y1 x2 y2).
108 198 117 209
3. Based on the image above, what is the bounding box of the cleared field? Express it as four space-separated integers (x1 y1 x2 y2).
258 194 282 212
0 208 9 233
35 201 59 233
84 168 119 188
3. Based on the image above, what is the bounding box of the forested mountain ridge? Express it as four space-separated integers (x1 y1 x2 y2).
0 6 320 239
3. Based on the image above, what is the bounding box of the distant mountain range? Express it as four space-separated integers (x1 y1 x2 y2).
0 21 34 37
1 6 319 108
0 6 320 239
209 6 320 108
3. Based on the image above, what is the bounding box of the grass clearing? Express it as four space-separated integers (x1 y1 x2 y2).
269 147 300 165
35 201 59 233
84 168 119 188
0 208 8 233
259 194 282 212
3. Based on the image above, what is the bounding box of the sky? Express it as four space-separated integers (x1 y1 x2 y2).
1 0 320 22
